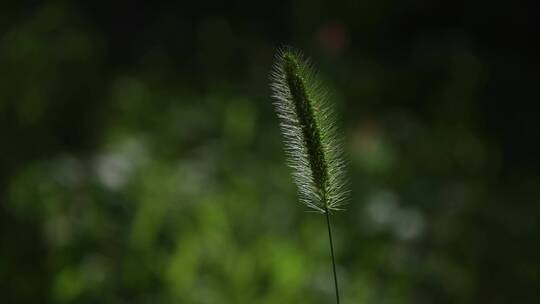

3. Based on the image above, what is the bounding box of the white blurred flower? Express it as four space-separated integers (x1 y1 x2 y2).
93 137 148 190
365 189 424 241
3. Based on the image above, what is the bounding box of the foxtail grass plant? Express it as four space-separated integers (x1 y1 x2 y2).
270 48 348 303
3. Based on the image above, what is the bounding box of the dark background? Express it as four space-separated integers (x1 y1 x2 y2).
1 1 539 303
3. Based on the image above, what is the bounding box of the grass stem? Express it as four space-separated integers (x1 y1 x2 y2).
325 208 340 304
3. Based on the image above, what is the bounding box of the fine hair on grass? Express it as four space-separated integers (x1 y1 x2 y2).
270 47 348 303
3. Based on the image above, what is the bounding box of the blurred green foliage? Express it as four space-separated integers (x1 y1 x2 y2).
1 1 539 304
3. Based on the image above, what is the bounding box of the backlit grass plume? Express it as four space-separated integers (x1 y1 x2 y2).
270 49 347 213
270 48 347 303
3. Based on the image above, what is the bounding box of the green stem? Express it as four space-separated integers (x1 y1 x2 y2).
325 208 340 304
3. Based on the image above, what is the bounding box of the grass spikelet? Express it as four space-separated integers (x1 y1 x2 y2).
270 47 348 304
270 48 347 213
